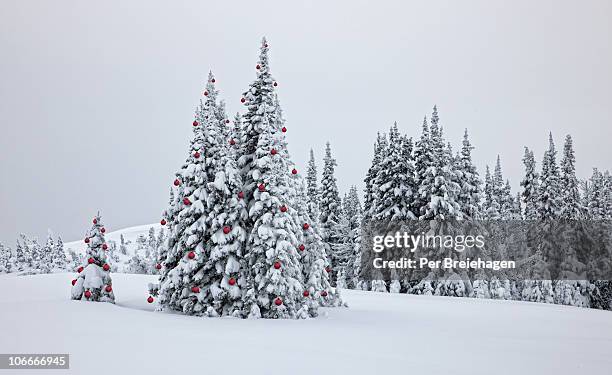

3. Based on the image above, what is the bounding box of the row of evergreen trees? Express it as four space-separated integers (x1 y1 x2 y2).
150 38 344 319
310 106 612 309
0 233 68 274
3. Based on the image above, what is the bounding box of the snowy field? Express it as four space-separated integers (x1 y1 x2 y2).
1 273 612 374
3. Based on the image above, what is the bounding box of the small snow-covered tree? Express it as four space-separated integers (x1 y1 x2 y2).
559 135 583 219
0 243 13 273
71 214 115 303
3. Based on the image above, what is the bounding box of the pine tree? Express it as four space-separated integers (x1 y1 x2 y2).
456 129 482 219
537 133 562 219
239 38 307 319
587 168 606 219
0 243 13 273
521 147 539 220
155 75 217 315
319 142 343 285
559 135 583 219
372 123 416 221
412 116 433 217
419 106 461 220
71 214 115 303
306 149 320 223
204 97 249 317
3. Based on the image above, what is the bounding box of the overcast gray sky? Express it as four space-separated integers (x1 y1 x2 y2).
1 0 611 244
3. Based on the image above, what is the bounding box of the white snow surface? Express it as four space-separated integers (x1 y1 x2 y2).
1 272 612 374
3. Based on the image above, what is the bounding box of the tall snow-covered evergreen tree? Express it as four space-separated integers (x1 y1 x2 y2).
239 38 307 319
306 149 320 223
520 147 539 220
559 135 583 219
419 106 461 220
155 76 216 315
71 214 115 303
456 129 482 219
319 141 343 285
412 116 433 218
537 133 562 220
372 123 416 221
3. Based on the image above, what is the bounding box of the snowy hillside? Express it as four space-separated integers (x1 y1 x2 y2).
1 272 611 374
64 223 162 273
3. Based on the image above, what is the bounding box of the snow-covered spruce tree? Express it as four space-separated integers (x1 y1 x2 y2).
412 116 433 218
331 197 355 289
587 168 606 220
53 236 67 271
0 243 13 273
155 79 215 314
372 123 416 221
239 38 307 319
520 147 539 220
293 175 343 313
319 141 344 285
342 186 363 289
418 106 461 220
363 133 385 222
559 135 583 219
306 149 320 223
71 215 114 303
457 129 483 219
537 133 562 220
203 96 249 317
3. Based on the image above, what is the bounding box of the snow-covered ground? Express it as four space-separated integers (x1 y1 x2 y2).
1 273 611 374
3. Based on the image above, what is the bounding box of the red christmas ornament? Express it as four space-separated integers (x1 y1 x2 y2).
225 119 230 124
303 290 310 297
102 243 108 250
270 148 277 155
194 151 201 159
281 127 287 133
274 297 282 306
204 91 209 96
105 285 112 293
321 290 328 297
71 279 77 286
160 219 167 226
84 290 92 298
325 266 332 273
103 264 110 271
241 98 246 103
291 168 297 175
303 223 310 230
264 43 268 48
93 218 97 224
211 78 216 83
299 244 305 251
280 205 287 213
228 277 236 286
274 261 281 270
230 139 236 145
77 266 83 273
183 197 191 205
187 251 196 259
84 237 90 244
147 296 154 303
238 191 244 199
100 227 106 233
256 64 261 70
191 286 200 293
223 226 231 234
88 257 94 264
156 263 162 270
193 120 199 127
174 179 180 186
274 82 278 87
258 184 265 192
